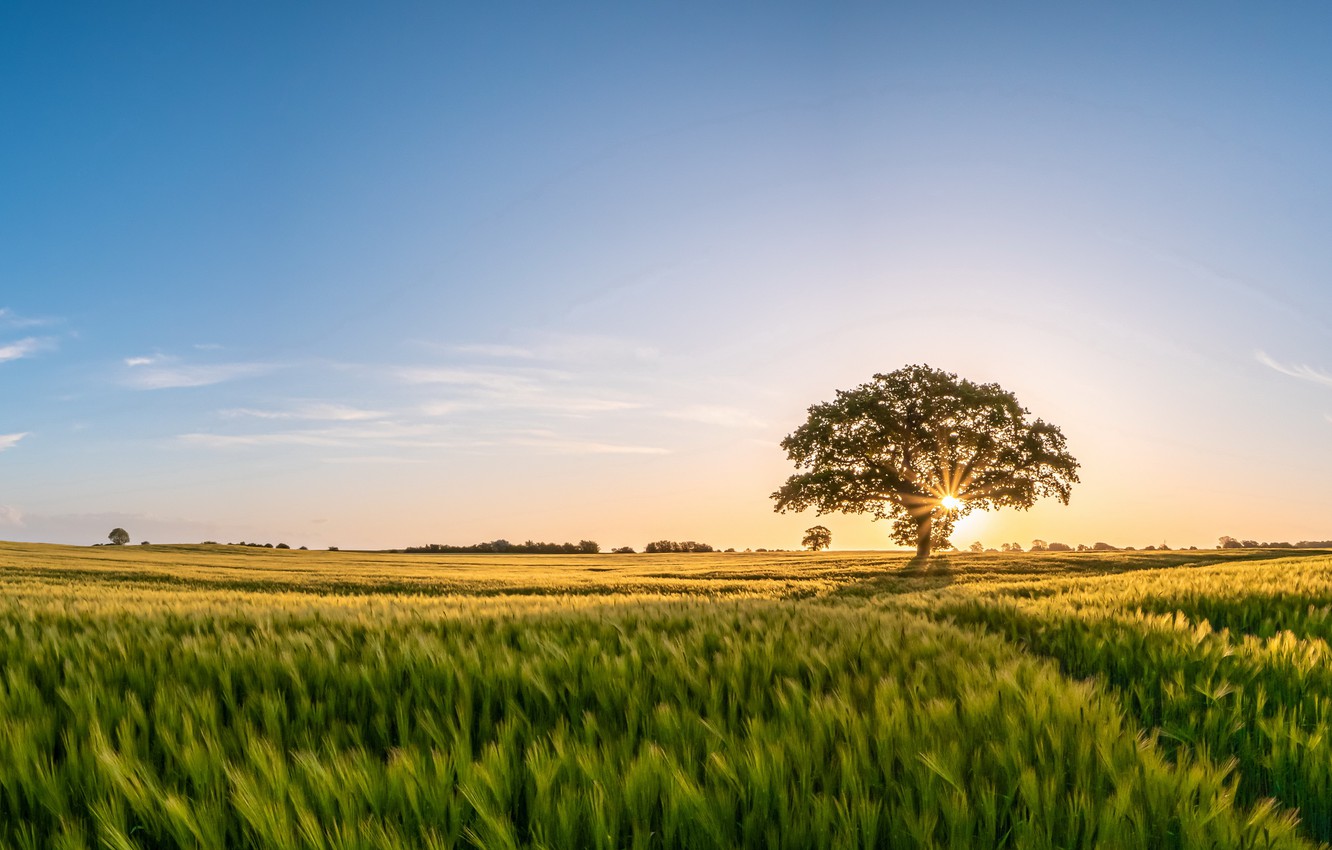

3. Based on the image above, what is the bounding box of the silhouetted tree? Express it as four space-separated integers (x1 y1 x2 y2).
1030 539 1048 552
1001 542 1023 553
1093 542 1117 551
802 525 832 552
645 540 714 553
969 541 984 553
108 528 129 546
1047 542 1072 551
772 365 1078 558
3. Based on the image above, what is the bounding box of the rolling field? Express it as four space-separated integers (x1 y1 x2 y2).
2 543 1332 848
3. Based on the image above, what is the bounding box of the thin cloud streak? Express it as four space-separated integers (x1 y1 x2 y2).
397 366 572 390
0 433 28 452
419 397 640 416
180 421 439 449
509 429 668 455
0 338 43 363
222 404 388 422
0 309 55 329
125 362 272 389
452 343 539 359
1256 350 1332 388
403 364 641 416
666 405 766 429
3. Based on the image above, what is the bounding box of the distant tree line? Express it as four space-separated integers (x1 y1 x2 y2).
969 540 1201 553
1218 536 1332 549
404 539 600 554
644 540 714 553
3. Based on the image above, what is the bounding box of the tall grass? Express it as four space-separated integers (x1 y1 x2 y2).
0 542 1328 847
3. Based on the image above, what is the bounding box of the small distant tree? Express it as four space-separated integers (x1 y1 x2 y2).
1030 539 1048 552
276 543 290 549
1000 542 1023 553
611 546 635 554
1092 542 1116 551
578 540 600 554
802 525 832 552
968 541 984 553
140 541 149 546
1076 543 1090 552
1218 536 1241 549
1046 542 1072 551
108 528 130 546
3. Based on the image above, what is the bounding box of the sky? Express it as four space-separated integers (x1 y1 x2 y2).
3 3 1332 551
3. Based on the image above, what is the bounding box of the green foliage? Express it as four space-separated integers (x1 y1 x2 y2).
108 528 130 546
772 365 1079 557
801 525 831 552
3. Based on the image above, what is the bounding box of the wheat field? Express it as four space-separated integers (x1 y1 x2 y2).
1 541 1330 848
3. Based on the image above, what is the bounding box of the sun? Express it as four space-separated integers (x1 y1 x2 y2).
940 495 963 511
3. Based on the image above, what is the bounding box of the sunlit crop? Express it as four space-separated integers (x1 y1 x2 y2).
0 541 1329 847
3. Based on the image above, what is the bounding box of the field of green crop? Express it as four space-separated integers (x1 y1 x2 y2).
2 541 1332 849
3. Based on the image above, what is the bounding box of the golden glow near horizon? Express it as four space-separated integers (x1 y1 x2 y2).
941 495 963 511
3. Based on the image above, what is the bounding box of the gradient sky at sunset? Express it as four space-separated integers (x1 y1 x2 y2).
4 3 1332 550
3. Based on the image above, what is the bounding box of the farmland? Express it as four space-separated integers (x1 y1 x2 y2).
1 542 1332 848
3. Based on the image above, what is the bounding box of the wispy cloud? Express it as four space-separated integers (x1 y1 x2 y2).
398 366 571 391
0 309 55 329
124 357 272 389
1256 350 1332 388
452 343 539 359
0 433 28 452
321 455 418 465
0 505 22 527
222 404 387 422
0 338 44 363
666 405 766 429
402 364 641 417
509 430 668 455
180 421 441 450
180 432 349 449
424 334 660 365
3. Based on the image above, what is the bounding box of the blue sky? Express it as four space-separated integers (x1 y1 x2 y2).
3 3 1332 549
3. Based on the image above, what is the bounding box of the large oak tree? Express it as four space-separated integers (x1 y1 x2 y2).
772 365 1079 558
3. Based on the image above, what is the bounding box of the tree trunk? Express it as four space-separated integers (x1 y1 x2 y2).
915 515 932 559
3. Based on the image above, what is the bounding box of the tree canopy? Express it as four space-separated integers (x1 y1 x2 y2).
772 365 1079 558
107 528 130 546
802 525 832 552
